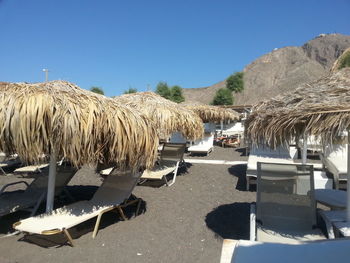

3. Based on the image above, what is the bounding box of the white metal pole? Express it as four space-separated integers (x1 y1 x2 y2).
347 131 350 221
43 68 49 82
46 152 57 212
302 132 307 165
220 120 223 135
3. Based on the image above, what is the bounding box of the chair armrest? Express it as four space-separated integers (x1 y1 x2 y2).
0 181 29 194
250 203 256 241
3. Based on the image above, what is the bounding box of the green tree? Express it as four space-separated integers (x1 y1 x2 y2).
212 88 233 105
155 82 171 99
226 72 244 93
338 52 350 69
123 87 138 94
170 85 185 103
90 86 104 95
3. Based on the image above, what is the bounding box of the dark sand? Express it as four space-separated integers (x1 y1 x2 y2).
0 146 254 263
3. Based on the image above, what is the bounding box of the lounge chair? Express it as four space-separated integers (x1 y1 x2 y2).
250 162 324 243
188 133 214 156
0 163 76 218
14 169 143 246
220 239 350 263
320 144 347 189
14 163 50 175
140 143 186 186
0 154 22 176
246 145 294 191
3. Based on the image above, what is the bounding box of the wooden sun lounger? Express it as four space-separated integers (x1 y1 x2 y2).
14 169 142 246
140 143 186 187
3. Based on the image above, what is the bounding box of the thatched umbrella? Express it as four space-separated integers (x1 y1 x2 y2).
0 81 158 211
116 92 204 140
246 68 350 147
245 67 350 220
181 101 240 123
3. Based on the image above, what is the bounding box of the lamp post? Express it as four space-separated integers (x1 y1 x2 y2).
42 68 49 82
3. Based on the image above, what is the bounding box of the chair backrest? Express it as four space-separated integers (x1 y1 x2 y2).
256 162 316 232
91 169 141 206
25 163 77 196
160 143 186 162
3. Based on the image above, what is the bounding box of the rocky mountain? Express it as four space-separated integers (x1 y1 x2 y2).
183 33 350 105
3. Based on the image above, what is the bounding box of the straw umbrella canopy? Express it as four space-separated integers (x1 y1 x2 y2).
245 68 350 148
245 67 350 221
116 92 204 140
0 81 158 170
181 101 240 123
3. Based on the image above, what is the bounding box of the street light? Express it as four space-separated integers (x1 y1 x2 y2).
42 68 49 82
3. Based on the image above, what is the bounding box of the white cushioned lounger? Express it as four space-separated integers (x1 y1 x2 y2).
14 170 142 246
322 144 347 189
220 239 350 263
246 145 294 191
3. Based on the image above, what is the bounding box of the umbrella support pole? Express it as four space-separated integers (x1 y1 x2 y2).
347 132 350 221
46 152 57 212
302 132 307 165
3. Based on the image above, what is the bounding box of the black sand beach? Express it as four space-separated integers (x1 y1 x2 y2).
0 146 253 263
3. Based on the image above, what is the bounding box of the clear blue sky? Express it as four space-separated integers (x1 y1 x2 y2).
0 0 349 96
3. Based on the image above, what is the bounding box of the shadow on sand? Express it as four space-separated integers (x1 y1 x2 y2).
205 202 251 240
227 164 253 192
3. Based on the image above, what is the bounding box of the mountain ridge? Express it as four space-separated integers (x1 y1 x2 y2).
183 33 350 105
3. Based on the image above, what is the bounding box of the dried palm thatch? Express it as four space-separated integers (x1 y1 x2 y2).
116 92 203 140
331 47 350 72
181 101 239 123
0 81 158 169
245 68 350 147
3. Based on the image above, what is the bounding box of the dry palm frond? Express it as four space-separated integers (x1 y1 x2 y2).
245 68 350 147
181 102 239 123
116 92 204 140
0 81 158 169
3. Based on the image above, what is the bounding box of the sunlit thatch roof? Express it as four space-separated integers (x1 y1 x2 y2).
116 92 204 140
0 81 158 169
245 68 350 147
181 101 240 123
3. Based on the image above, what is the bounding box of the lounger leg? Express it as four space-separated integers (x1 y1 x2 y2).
92 213 103 239
250 203 256 241
319 211 335 239
117 206 127 221
166 161 180 187
0 167 7 176
63 228 75 247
